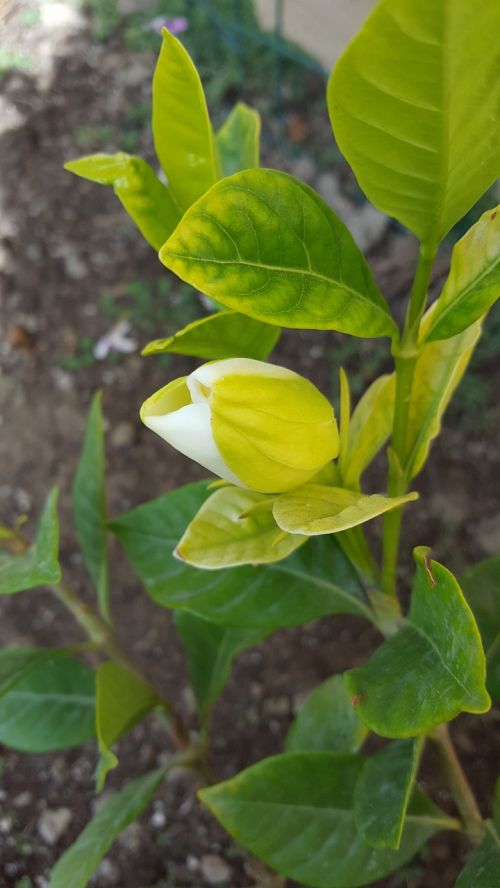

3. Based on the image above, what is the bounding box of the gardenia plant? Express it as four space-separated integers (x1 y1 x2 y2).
1 1 500 886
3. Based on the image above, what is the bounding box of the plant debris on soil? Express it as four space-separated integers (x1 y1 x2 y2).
1 2 499 886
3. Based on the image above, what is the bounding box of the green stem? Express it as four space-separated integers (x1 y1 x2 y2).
431 724 485 844
381 244 436 596
52 581 191 752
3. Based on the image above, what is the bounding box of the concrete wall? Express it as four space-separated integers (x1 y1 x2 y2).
253 0 376 72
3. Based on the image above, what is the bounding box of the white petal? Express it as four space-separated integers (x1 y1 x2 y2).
143 402 243 486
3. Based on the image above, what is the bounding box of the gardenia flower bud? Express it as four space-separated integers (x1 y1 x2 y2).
140 358 339 494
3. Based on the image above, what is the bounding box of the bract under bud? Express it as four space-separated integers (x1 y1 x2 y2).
140 358 339 493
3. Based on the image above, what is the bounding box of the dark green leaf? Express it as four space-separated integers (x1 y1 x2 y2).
461 556 500 702
0 655 95 751
216 101 261 175
152 29 219 211
160 169 396 338
50 768 166 888
0 489 60 595
328 0 500 245
73 392 110 620
109 482 374 630
174 611 266 725
455 823 500 888
200 753 453 888
95 662 159 790
142 310 280 361
346 548 491 737
354 739 421 849
64 153 180 251
0 646 70 698
286 674 367 753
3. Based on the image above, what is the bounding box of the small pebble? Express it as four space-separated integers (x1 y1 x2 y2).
200 853 232 885
37 808 72 845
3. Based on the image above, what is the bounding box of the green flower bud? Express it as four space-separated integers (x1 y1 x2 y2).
140 358 339 493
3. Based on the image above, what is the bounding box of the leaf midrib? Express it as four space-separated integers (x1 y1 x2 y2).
428 251 500 337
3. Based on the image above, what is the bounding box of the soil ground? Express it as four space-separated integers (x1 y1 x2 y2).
1 3 499 887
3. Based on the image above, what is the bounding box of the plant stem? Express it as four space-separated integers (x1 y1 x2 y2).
52 580 191 752
381 244 436 596
431 724 485 844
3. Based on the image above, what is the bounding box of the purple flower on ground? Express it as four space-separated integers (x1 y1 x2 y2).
142 15 188 35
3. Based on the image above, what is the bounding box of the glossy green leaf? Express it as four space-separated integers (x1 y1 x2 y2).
273 484 417 536
346 548 491 738
0 489 60 595
339 374 395 490
216 101 261 176
405 310 482 479
73 392 109 621
142 310 280 361
160 169 396 338
200 753 453 888
152 28 219 211
50 768 166 888
64 153 180 251
0 655 95 751
0 646 69 698
328 0 500 245
109 481 374 629
286 675 367 754
354 739 421 849
176 487 306 569
174 611 266 725
95 662 158 790
456 823 500 888
426 205 500 341
461 556 500 701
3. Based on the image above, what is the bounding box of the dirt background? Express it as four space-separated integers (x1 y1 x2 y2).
1 2 499 887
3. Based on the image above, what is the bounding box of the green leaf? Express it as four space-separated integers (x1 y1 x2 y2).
0 489 60 595
405 310 482 479
339 374 395 490
200 752 452 888
286 674 367 754
346 547 491 738
426 205 500 341
50 768 166 888
160 169 396 338
109 481 374 629
64 153 180 251
0 655 95 751
328 0 500 245
216 101 261 176
273 484 417 535
174 611 266 725
176 487 306 569
142 310 280 361
152 28 219 211
455 823 500 888
0 646 70 698
461 556 500 702
95 662 158 790
73 392 109 621
354 739 421 849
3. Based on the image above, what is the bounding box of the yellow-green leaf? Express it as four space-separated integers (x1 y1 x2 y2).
405 309 482 479
339 374 395 490
160 169 396 338
176 487 306 569
142 310 280 361
273 484 417 536
152 28 219 211
64 153 180 251
426 205 500 341
328 0 500 245
95 662 158 790
0 489 60 595
216 101 261 176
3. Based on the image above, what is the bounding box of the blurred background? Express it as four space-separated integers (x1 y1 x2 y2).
0 2 499 886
